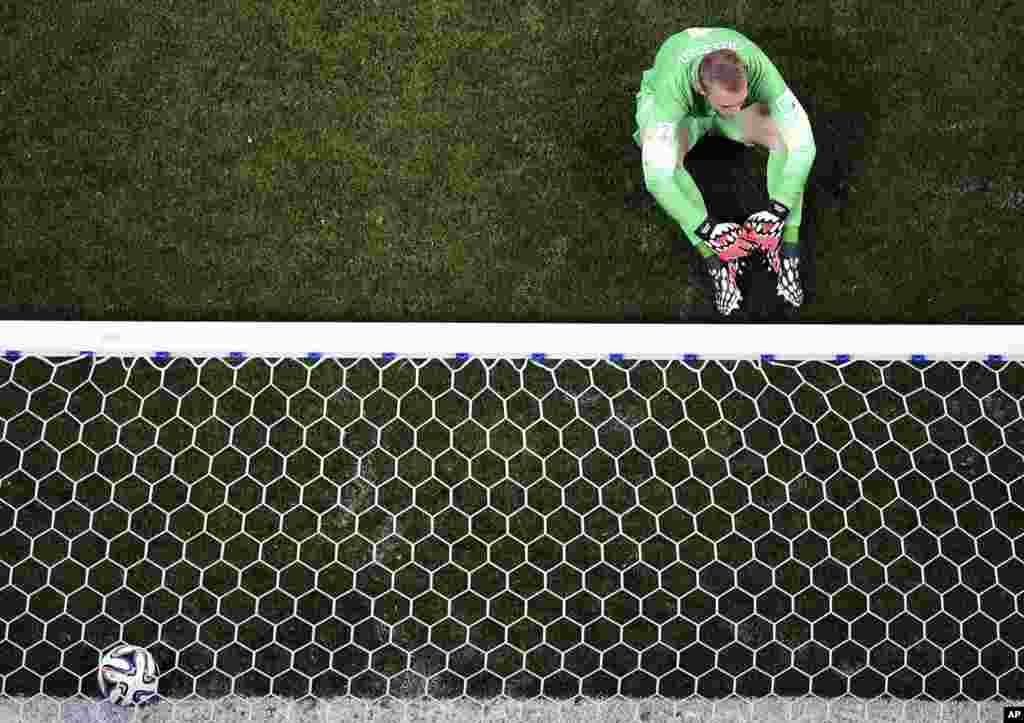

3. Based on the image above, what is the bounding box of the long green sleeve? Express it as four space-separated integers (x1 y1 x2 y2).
643 164 714 259
767 88 816 213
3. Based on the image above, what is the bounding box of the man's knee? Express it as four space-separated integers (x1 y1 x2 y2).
742 103 784 151
762 125 785 152
677 125 690 159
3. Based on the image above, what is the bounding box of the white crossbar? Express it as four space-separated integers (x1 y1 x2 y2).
0 322 1021 361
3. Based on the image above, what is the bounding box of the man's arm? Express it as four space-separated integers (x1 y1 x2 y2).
643 119 740 260
740 47 816 308
769 86 816 209
638 38 723 260
641 121 712 255
744 43 816 207
738 84 814 308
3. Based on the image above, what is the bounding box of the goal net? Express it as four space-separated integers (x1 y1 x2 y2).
1 322 1022 723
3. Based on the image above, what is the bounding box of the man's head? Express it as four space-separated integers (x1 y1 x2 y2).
696 49 748 116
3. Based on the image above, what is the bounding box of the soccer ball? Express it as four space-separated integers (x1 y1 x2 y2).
97 644 159 706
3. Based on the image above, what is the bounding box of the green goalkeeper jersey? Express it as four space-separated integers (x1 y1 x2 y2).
636 27 815 252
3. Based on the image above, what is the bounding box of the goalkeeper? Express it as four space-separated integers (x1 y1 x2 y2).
633 28 816 316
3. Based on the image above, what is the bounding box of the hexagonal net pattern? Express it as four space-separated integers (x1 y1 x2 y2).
1 355 1023 706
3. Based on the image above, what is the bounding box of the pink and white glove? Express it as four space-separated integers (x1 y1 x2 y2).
741 200 790 274
703 255 745 316
695 217 755 316
697 217 756 262
742 200 803 308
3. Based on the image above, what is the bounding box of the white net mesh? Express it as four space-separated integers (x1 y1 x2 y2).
1 353 1023 721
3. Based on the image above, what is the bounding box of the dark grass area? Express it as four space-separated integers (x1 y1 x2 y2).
2 1 1022 323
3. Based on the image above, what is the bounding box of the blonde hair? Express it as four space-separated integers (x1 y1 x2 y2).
698 49 746 94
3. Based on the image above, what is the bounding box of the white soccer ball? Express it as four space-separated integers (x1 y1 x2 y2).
97 644 159 706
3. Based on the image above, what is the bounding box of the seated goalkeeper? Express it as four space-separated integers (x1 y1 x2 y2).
634 27 816 316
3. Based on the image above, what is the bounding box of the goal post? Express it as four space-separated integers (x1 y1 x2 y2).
1 321 1022 361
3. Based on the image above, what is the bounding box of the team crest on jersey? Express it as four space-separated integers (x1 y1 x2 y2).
774 88 800 121
773 87 814 152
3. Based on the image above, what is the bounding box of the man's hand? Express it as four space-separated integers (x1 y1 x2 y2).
741 200 790 274
695 217 755 262
704 255 745 316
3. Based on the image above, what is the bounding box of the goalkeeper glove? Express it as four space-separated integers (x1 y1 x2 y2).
741 200 790 274
776 249 804 308
696 217 756 262
695 217 753 317
742 200 803 308
703 255 745 316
